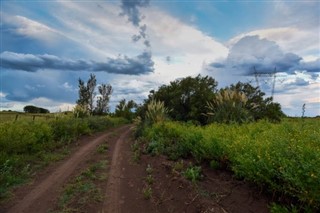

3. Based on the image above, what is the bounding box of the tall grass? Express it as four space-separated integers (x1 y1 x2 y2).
142 118 320 210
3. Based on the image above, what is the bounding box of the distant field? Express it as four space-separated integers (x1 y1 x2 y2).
0 112 65 123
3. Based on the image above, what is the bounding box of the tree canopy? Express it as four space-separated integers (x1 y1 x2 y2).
143 75 218 124
75 74 112 116
23 105 50 114
140 76 284 124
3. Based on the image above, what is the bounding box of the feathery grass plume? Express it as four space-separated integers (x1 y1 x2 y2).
73 104 90 118
145 99 170 124
206 89 254 124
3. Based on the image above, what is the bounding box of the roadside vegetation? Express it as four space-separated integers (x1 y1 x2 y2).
0 74 128 201
1 73 319 212
134 75 319 212
0 116 127 201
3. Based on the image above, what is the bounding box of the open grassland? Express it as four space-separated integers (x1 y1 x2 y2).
0 115 127 201
142 118 320 211
0 112 62 123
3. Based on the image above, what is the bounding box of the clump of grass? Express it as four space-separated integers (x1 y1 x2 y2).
131 140 142 163
142 164 154 200
142 185 152 200
146 164 153 174
172 160 184 172
145 175 154 185
97 143 108 153
183 165 202 183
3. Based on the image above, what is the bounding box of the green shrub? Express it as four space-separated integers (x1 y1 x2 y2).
142 118 320 210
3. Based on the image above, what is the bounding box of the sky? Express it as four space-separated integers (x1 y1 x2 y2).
0 0 319 117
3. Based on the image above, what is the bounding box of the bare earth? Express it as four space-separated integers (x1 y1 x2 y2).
1 125 271 213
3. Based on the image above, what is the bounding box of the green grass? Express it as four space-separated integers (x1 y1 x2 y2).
56 161 108 212
183 165 202 183
0 112 58 123
142 118 320 211
0 116 127 201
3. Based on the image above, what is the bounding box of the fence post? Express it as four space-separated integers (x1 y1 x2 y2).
15 114 19 121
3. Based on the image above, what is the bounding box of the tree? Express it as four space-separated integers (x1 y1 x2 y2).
145 75 218 124
76 74 112 116
87 74 97 114
76 79 89 112
114 99 137 120
76 74 97 115
227 82 285 122
95 83 112 115
23 105 49 113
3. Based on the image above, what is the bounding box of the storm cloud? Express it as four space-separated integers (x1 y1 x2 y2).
209 35 319 75
0 51 154 75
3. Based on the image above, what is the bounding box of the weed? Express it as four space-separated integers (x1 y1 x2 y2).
97 143 108 153
142 185 152 200
145 175 154 185
183 166 202 183
146 164 153 174
172 160 184 172
132 150 141 163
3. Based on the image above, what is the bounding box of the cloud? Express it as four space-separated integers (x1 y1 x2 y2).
120 0 151 48
209 35 319 75
227 27 319 56
1 13 60 43
120 0 150 27
0 51 154 75
299 59 320 73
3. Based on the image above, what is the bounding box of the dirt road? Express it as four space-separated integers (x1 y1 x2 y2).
2 124 270 213
2 125 131 213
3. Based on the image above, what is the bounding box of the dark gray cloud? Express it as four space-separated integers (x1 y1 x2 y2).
210 35 319 75
120 0 150 27
120 0 151 48
0 51 154 75
299 58 320 73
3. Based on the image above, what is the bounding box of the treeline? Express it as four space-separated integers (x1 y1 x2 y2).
137 75 284 125
23 105 50 114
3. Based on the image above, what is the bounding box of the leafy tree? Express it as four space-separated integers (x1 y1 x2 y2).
23 105 50 113
146 75 218 124
76 74 112 116
227 82 285 122
114 99 137 120
87 74 97 114
95 84 112 115
76 79 89 113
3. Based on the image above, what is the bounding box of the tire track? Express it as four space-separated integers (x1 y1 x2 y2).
102 127 132 213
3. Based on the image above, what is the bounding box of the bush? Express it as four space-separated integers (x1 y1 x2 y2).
142 118 320 210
